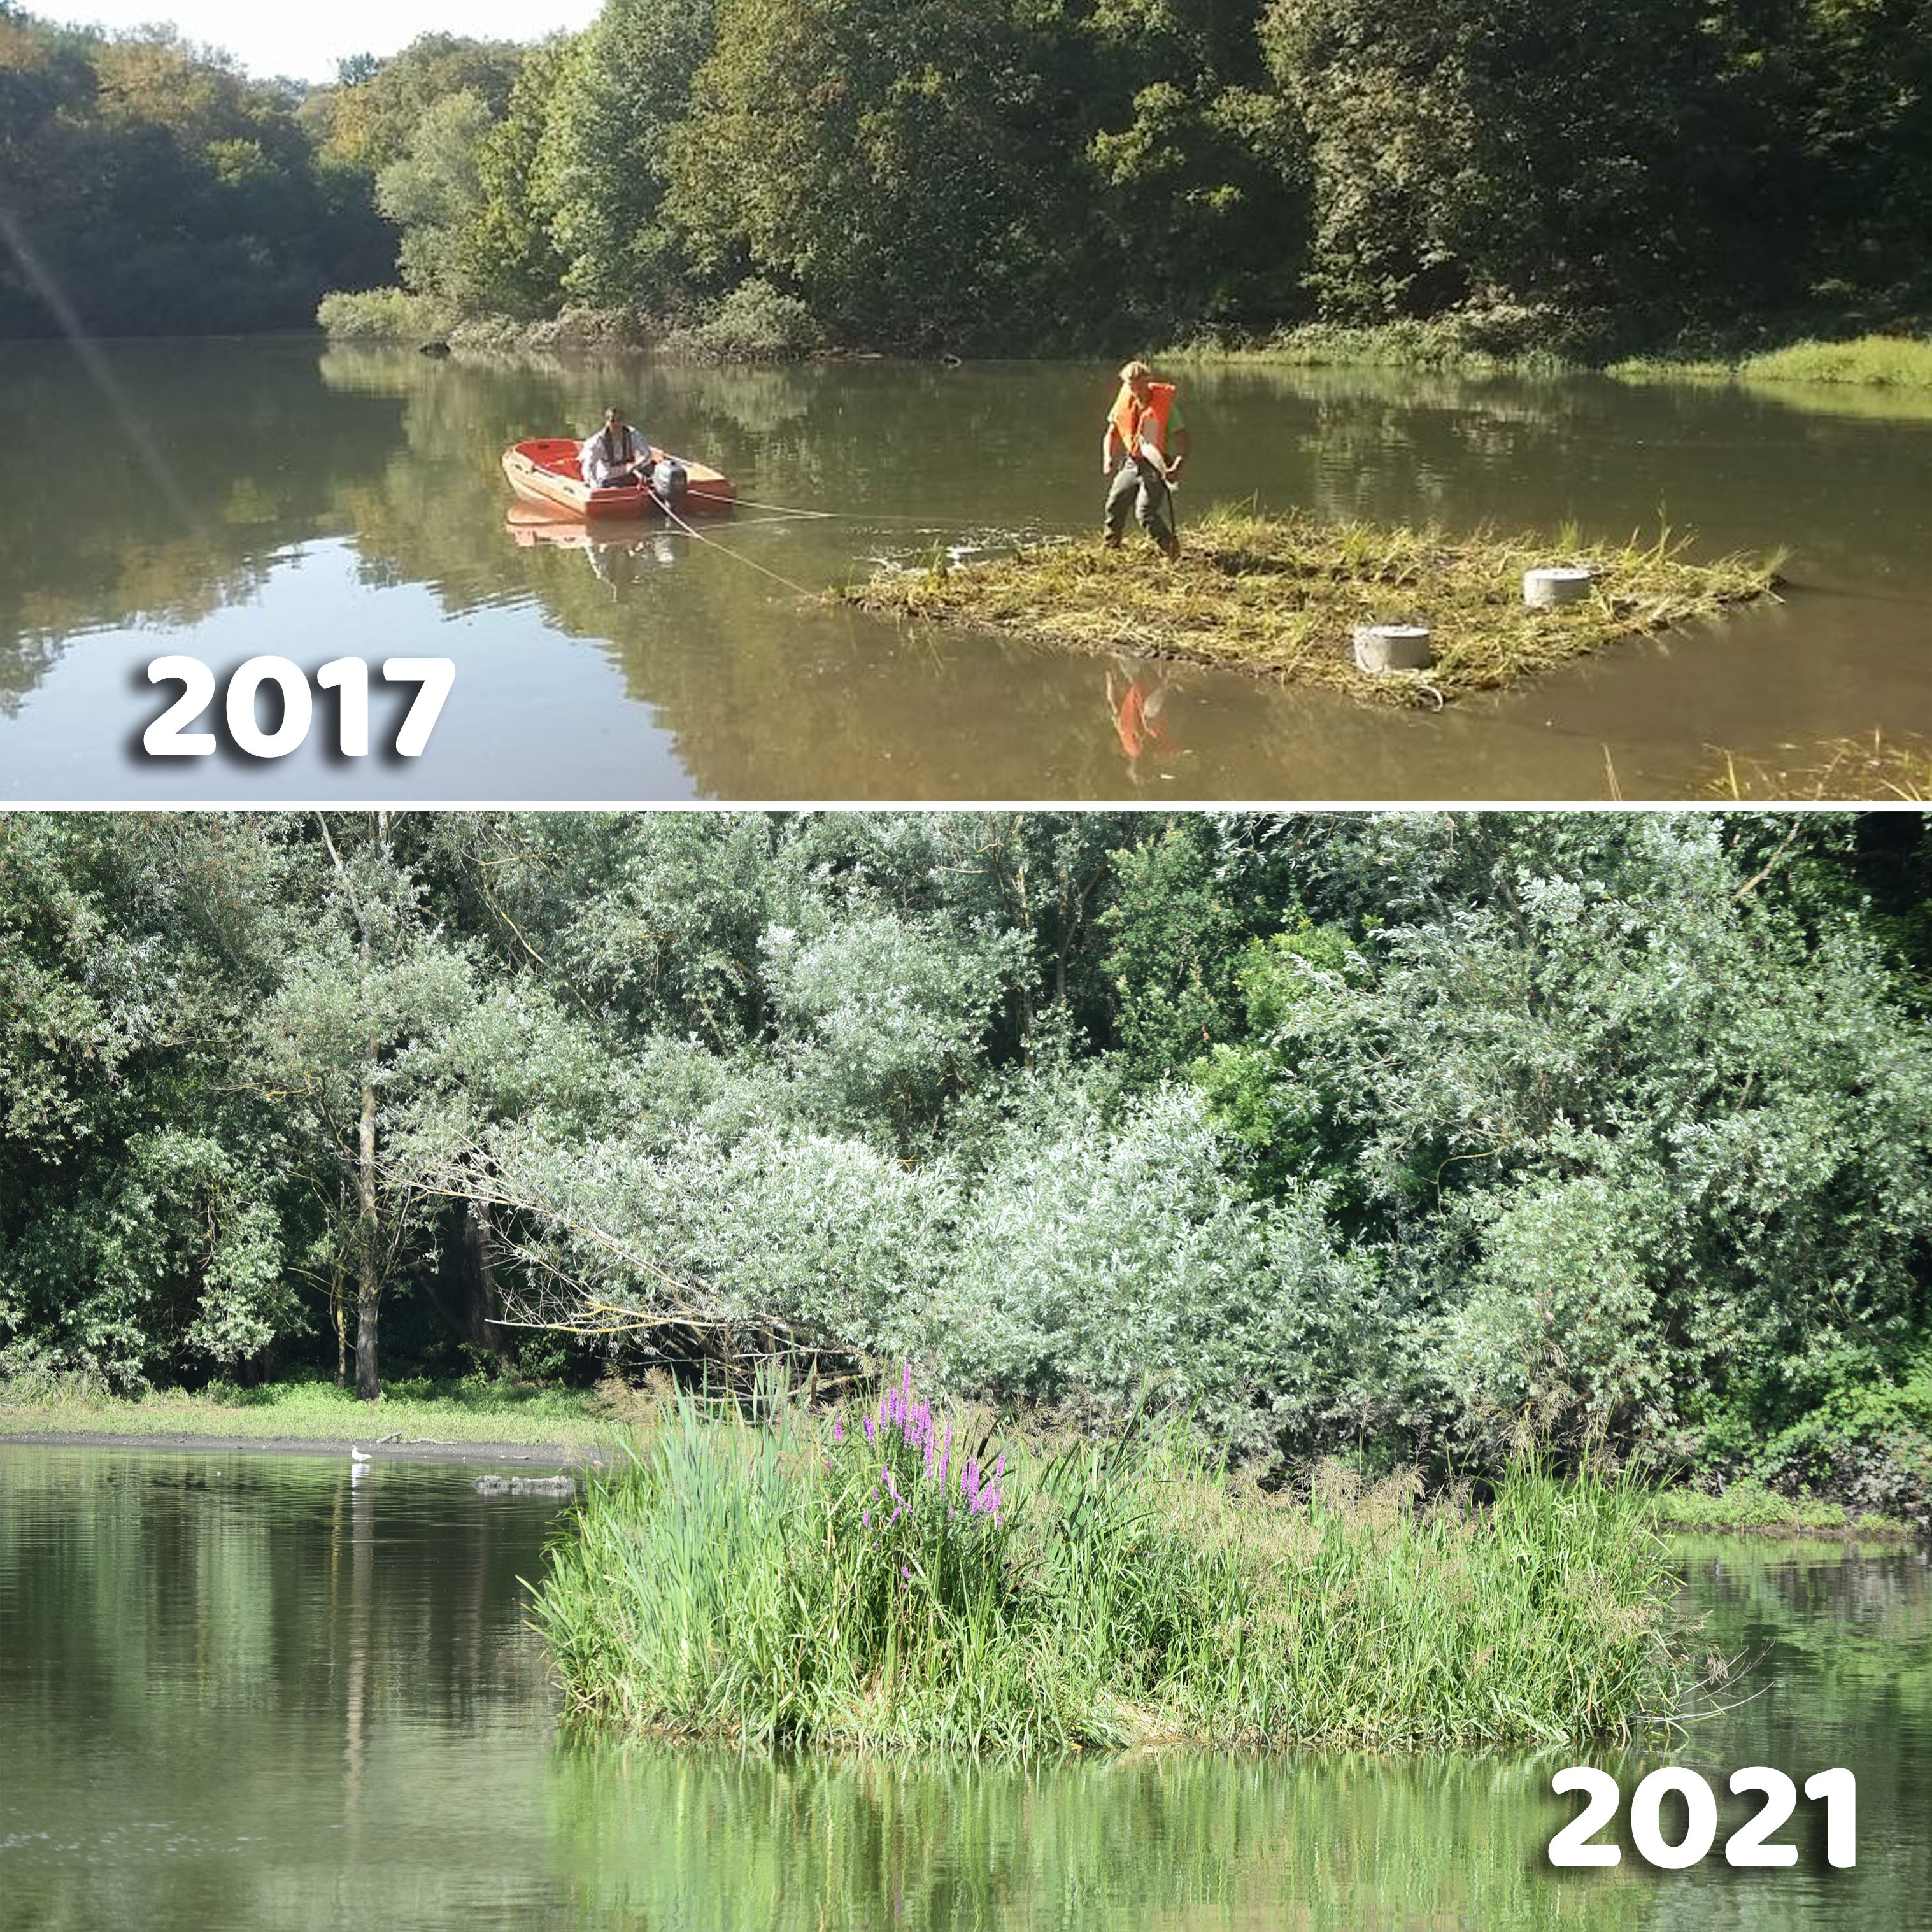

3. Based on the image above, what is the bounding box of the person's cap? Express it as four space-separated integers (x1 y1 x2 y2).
1118 360 1152 383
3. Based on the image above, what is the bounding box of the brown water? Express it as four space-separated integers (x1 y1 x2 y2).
1 338 1928 802
0 1444 1927 1929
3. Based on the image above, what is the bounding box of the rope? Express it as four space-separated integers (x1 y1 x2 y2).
654 491 829 601
727 492 841 519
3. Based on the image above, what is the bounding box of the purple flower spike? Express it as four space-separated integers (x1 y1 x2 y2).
863 1416 876 1444
832 1419 844 1444
937 1423 951 1488
863 1509 871 1528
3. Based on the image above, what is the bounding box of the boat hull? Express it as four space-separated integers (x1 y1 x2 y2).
501 439 736 520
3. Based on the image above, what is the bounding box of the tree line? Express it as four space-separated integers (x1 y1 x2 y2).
5 811 1932 1513
3 1 1928 347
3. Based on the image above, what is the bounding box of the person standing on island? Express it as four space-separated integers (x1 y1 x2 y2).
1102 360 1188 560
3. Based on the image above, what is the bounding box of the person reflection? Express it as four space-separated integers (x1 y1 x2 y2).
584 532 679 596
1105 656 1176 781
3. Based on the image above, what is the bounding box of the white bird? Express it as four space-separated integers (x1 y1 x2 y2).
350 1446 371 1463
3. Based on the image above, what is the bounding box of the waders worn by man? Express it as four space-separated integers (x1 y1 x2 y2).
1102 360 1188 560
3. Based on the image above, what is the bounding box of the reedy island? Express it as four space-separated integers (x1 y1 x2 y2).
536 1369 1686 1755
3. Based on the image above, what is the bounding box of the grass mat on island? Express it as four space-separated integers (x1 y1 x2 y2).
842 509 1779 706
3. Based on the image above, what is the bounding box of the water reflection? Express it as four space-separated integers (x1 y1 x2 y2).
546 1743 1647 1932
0 1447 1928 1930
3 340 1932 799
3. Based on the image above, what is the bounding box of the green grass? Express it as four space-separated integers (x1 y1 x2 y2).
1172 321 1932 399
315 287 458 342
1163 317 1582 376
0 1370 609 1449
1648 1479 1901 1535
842 508 1780 706
536 1374 1691 1756
1610 332 1932 392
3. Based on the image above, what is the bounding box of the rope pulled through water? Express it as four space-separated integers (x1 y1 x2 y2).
652 490 830 601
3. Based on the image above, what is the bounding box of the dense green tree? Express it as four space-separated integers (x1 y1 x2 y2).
1257 0 1776 323
376 89 495 298
536 0 718 309
308 32 525 176
1080 0 1309 330
0 818 312 1386
458 38 574 314
0 15 389 335
665 0 1099 348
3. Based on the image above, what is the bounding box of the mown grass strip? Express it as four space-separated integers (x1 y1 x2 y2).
0 1373 608 1449
841 509 1779 706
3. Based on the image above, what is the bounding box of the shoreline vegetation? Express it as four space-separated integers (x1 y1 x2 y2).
0 1379 1913 1539
840 511 1779 704
536 1374 1693 1755
316 290 1932 399
10 815 1932 1596
0 1374 609 1454
13 1 1931 413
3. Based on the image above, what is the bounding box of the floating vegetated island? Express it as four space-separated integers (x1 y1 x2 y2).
841 510 1781 706
536 1369 1694 1757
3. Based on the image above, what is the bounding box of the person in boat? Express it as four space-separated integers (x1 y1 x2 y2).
1102 360 1188 560
581 406 657 490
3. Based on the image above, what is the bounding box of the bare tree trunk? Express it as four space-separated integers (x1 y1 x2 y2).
334 1267 350 1388
355 1071 380 1401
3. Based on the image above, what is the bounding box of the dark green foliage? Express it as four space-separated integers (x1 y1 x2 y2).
6 809 1932 1516
539 0 718 309
1100 818 1259 1079
0 17 388 336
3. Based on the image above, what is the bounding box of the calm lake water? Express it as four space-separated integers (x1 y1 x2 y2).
1 338 1929 802
1 1441 1926 1930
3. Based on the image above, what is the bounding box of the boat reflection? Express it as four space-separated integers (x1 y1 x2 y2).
504 504 682 593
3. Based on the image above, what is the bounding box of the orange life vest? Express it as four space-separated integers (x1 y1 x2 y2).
1109 381 1176 459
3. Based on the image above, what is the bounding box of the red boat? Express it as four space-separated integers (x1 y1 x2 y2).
501 438 736 520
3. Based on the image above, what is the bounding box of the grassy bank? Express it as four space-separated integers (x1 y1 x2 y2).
1610 333 1932 391
0 1372 607 1451
1172 320 1932 392
1649 1480 1904 1536
317 280 825 361
1167 316 1584 376
536 1371 1686 1755
842 509 1778 705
